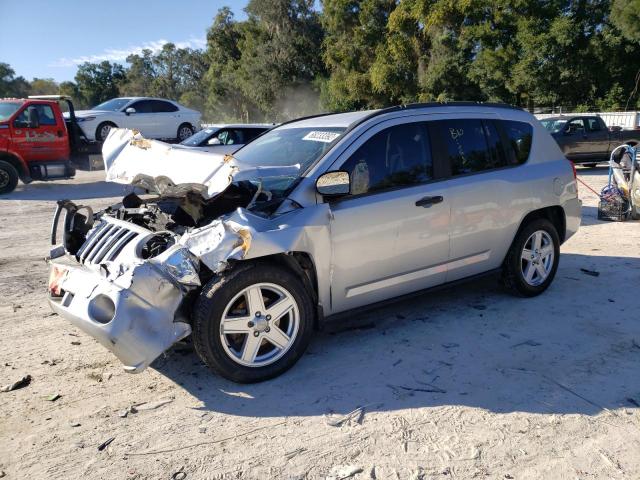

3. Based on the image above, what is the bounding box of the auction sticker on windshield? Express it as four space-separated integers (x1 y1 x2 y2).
302 131 341 143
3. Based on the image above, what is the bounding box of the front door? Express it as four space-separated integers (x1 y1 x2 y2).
327 119 450 313
12 103 67 161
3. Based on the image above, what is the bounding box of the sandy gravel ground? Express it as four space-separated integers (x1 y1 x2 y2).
0 166 639 480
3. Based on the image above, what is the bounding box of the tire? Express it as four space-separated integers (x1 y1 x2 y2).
177 123 194 142
0 160 19 195
502 218 560 297
95 122 116 142
192 262 315 383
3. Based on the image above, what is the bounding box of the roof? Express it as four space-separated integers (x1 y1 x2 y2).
279 110 379 129
280 102 525 130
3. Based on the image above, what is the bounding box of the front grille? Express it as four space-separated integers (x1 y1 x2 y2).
76 218 142 266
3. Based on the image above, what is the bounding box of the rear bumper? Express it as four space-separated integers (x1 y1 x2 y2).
48 255 191 372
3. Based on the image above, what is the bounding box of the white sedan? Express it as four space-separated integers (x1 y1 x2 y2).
67 97 201 142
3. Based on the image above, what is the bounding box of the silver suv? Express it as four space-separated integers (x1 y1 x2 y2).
47 103 581 383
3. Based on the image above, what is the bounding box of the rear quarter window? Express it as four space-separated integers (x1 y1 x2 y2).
501 120 533 165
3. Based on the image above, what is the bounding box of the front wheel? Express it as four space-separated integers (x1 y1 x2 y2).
502 218 560 297
192 263 314 383
0 160 19 194
95 122 116 142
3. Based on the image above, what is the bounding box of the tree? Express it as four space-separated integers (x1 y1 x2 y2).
236 0 325 119
74 61 126 107
321 0 397 110
0 62 31 98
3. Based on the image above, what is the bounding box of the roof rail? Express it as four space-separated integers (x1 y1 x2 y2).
343 101 522 133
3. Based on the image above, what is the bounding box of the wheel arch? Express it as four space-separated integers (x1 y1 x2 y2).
231 251 321 329
513 206 567 247
0 152 28 180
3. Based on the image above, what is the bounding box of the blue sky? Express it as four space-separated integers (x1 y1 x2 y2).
0 0 247 82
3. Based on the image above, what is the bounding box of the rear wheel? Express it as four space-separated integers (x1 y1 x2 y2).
192 263 314 383
177 123 194 142
95 122 116 142
502 219 560 297
0 160 19 194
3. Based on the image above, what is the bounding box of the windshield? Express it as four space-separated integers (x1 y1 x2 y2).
92 98 132 111
540 119 567 133
180 127 216 146
232 126 345 208
0 102 22 121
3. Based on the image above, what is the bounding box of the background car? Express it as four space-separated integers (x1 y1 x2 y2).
179 123 274 154
65 97 201 142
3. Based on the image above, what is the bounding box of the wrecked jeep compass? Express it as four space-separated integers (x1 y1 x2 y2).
47 103 581 383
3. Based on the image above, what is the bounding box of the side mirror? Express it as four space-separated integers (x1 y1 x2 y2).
316 171 350 197
27 107 39 129
125 107 136 115
207 137 222 145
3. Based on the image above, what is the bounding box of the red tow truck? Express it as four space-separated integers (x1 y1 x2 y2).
0 95 99 194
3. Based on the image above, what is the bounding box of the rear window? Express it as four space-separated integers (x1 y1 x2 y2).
501 120 533 165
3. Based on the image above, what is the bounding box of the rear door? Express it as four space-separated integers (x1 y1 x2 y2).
427 117 534 281
584 116 610 160
11 103 67 161
562 117 590 161
151 100 180 138
327 119 451 313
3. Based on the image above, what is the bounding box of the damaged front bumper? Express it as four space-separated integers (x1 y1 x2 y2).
47 215 197 373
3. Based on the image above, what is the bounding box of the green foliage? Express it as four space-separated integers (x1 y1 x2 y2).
74 61 126 108
4 0 640 119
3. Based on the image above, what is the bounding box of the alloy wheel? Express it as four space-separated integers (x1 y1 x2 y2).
219 282 300 367
520 230 555 286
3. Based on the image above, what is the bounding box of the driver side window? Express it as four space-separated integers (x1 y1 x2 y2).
340 123 433 195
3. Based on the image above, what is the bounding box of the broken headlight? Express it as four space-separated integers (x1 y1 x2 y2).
162 248 201 287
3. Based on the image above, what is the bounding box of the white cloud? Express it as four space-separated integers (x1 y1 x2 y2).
50 37 206 67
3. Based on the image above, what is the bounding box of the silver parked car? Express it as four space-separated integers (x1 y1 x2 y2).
47 103 581 383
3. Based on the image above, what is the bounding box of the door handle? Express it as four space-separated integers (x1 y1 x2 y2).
415 195 443 207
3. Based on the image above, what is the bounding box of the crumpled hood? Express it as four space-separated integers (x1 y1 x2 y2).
101 128 301 200
102 128 237 199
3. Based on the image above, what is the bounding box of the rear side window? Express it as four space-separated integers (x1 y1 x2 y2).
430 119 503 175
151 100 178 113
501 120 533 165
586 117 602 131
341 122 433 195
243 128 268 143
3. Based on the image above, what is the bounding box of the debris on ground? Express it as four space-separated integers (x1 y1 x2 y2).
97 437 115 451
172 471 187 480
46 393 61 402
325 405 367 427
135 398 174 411
1 374 32 392
284 447 306 460
70 341 81 346
388 384 446 394
580 268 600 277
326 465 363 480
69 421 81 427
511 340 542 348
